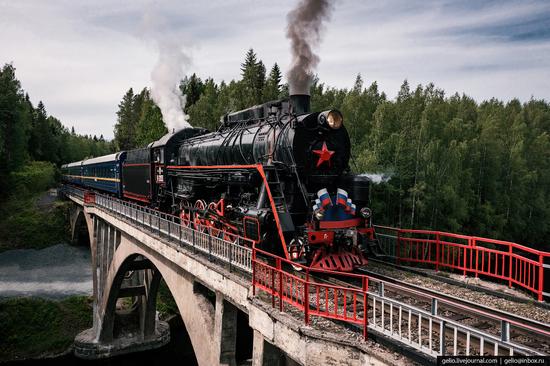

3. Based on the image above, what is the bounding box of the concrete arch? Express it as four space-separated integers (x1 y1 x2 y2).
97 236 221 366
70 204 93 247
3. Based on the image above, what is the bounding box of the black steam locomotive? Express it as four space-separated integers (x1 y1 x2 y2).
62 93 376 271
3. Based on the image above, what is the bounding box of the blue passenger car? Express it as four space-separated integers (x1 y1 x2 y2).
61 161 83 185
79 152 126 196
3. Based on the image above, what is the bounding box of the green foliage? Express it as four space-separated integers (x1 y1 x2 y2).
0 296 92 362
180 73 205 112
114 88 138 150
263 63 283 101
136 90 168 147
0 196 69 252
0 161 68 251
8 161 56 195
238 48 266 108
0 63 114 199
156 279 179 317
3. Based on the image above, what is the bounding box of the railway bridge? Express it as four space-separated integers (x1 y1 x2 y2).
64 186 385 365
62 185 550 365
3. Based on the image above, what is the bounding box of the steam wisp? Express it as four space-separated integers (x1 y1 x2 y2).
142 10 192 132
286 0 333 94
359 172 393 184
150 40 192 132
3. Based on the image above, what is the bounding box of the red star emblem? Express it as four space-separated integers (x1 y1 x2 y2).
313 142 335 167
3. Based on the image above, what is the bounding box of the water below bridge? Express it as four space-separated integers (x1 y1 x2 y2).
0 243 200 365
0 244 92 298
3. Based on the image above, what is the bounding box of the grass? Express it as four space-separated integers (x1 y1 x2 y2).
0 296 93 362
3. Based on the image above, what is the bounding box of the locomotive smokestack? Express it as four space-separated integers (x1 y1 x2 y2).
290 87 311 115
286 0 332 111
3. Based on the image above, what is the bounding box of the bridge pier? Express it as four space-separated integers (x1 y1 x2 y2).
253 330 300 366
74 216 170 359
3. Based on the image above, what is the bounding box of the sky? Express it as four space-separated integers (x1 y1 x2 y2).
1 0 549 139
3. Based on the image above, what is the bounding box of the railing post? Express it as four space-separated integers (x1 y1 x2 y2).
379 282 384 297
439 320 446 355
208 231 212 261
501 320 510 342
229 241 233 273
363 276 368 340
396 230 401 265
463 245 467 277
508 245 513 288
431 298 438 315
277 258 283 312
304 269 310 326
435 233 440 272
192 229 196 252
473 238 479 278
252 247 256 296
538 254 544 302
271 262 275 308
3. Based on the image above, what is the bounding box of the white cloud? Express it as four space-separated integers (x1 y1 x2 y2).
0 0 548 139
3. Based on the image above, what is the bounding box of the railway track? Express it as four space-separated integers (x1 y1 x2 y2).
356 267 550 346
306 269 548 360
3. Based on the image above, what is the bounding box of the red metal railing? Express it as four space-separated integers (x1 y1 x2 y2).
83 191 96 205
375 225 550 301
252 247 369 339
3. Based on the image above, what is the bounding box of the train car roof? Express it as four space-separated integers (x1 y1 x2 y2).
82 152 125 166
63 161 83 168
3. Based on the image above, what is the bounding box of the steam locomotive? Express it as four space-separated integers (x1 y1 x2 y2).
62 92 377 271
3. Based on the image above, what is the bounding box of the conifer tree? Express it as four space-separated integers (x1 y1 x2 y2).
263 63 282 101
114 88 137 150
135 90 167 147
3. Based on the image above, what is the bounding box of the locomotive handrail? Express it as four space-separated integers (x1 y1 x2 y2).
374 225 550 302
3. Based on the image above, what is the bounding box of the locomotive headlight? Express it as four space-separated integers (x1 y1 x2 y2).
360 207 372 219
327 110 343 129
318 110 343 130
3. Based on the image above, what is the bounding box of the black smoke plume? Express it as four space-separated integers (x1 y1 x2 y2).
286 0 333 95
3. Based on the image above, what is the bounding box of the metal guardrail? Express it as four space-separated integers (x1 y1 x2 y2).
368 290 542 357
320 274 546 358
63 186 253 273
374 225 550 302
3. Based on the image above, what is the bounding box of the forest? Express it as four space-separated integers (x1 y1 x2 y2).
1 48 549 251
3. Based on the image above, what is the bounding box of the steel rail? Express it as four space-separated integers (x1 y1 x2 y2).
356 268 550 339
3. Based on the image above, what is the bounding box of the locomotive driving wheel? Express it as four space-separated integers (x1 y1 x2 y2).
193 200 208 232
207 201 221 237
